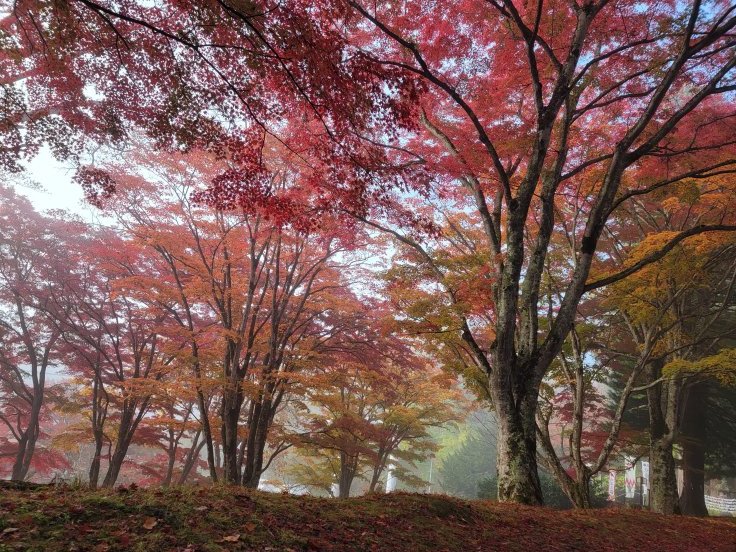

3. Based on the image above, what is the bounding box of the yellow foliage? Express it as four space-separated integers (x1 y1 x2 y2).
663 348 736 386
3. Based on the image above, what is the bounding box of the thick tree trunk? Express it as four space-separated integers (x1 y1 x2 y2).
10 435 31 481
220 387 244 484
495 393 543 504
569 478 592 509
338 451 358 498
647 361 680 514
10 387 45 482
680 440 707 516
650 438 680 514
679 384 708 516
11 406 41 481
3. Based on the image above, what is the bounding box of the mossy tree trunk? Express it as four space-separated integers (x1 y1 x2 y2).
646 361 681 515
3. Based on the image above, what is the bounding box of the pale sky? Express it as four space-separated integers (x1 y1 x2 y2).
11 147 103 222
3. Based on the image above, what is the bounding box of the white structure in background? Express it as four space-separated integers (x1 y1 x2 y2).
608 470 616 501
641 460 650 504
386 459 397 493
624 455 637 499
705 496 736 515
258 482 282 493
331 483 340 497
426 458 433 494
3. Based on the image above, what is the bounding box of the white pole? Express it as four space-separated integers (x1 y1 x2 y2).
427 458 433 493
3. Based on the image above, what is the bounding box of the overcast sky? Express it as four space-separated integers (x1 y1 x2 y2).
11 147 102 222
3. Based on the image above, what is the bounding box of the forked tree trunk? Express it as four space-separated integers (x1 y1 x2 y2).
242 399 272 489
338 451 358 498
178 431 204 485
101 400 147 488
102 447 127 488
88 369 107 489
569 477 592 509
11 396 42 481
243 377 285 489
368 449 388 493
10 434 31 481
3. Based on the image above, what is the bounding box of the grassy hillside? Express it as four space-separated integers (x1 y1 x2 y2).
1 481 734 551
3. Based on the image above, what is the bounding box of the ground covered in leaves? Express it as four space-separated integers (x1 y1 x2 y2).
1 481 734 551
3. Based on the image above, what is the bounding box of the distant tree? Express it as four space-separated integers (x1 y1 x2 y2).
608 207 736 514
0 186 69 481
292 317 462 498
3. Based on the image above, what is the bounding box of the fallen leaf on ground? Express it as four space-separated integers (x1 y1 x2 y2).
223 533 241 542
244 522 257 532
1 528 19 535
142 517 158 530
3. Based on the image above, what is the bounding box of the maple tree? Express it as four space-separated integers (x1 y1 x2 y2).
101 147 371 487
343 0 736 505
6 0 415 208
3 183 198 487
51 227 176 488
0 185 69 481
290 313 462 497
604 183 736 514
536 324 613 509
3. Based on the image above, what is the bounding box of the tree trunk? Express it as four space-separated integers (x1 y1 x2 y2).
10 434 31 481
88 370 106 489
338 451 358 498
650 438 680 514
243 398 275 489
162 438 176 487
679 383 708 516
647 361 680 514
569 478 592 509
11 401 41 481
88 430 104 489
241 399 263 488
102 446 127 488
368 452 388 493
494 390 543 504
10 382 45 482
101 403 145 488
178 432 204 485
220 386 244 484
196 389 218 483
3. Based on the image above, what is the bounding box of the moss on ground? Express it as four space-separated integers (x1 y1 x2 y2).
0 482 734 551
